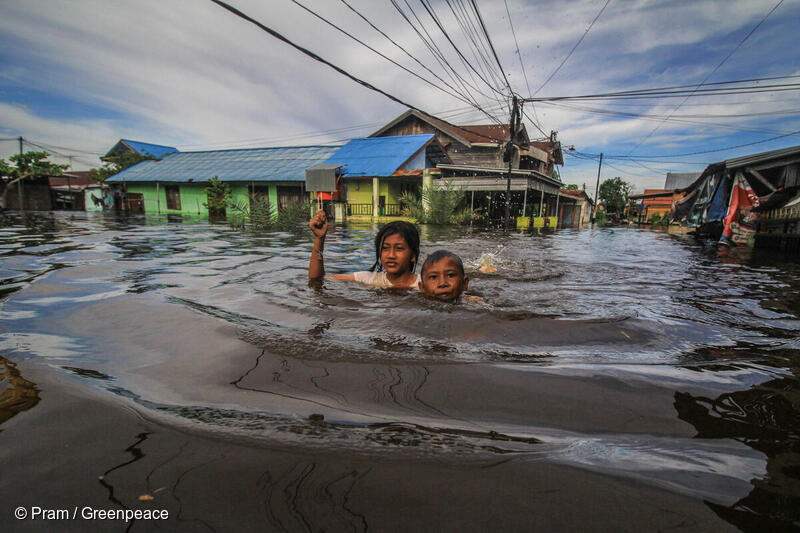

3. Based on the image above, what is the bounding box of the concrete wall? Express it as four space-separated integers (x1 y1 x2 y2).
125 181 294 216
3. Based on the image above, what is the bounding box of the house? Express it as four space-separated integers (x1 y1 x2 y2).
103 139 179 160
558 188 594 227
629 189 684 223
106 145 340 215
370 109 562 174
672 144 800 250
322 134 450 219
49 171 98 211
369 109 565 225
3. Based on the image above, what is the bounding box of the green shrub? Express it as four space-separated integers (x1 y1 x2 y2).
274 199 311 231
204 176 231 217
400 182 465 225
227 194 275 230
595 210 607 224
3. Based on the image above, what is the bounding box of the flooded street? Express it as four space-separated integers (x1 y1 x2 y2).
2 211 799 531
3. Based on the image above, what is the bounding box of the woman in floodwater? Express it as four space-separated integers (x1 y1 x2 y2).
308 209 421 288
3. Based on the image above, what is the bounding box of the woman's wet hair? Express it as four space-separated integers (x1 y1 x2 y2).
421 250 464 276
370 221 420 272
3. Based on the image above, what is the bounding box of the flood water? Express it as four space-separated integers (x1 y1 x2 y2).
2 211 799 531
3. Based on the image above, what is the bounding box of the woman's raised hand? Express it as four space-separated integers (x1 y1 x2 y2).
309 209 328 238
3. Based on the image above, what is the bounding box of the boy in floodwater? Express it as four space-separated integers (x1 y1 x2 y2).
418 250 470 302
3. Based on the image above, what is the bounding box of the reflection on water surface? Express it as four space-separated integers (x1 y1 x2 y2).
1 211 800 529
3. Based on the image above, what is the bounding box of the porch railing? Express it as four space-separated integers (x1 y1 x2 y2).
346 203 405 216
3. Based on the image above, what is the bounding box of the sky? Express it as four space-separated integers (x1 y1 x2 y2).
1 0 799 195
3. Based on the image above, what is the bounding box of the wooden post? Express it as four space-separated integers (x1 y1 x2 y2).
372 177 379 218
539 189 544 216
554 191 560 228
522 188 528 217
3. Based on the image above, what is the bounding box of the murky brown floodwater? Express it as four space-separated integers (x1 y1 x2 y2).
1 211 799 531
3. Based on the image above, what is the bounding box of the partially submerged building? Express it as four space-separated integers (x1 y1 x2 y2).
322 134 450 218
672 145 800 250
558 188 594 227
370 109 565 225
106 145 340 215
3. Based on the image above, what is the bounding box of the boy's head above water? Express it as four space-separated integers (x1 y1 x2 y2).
419 250 469 302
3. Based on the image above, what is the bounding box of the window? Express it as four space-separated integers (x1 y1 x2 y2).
165 185 181 210
277 185 304 211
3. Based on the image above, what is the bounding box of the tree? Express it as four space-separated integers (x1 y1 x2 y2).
88 152 151 183
0 151 68 207
565 184 579 191
203 176 231 217
598 177 632 215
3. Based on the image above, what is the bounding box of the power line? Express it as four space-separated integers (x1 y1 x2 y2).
503 0 546 135
390 0 505 115
627 0 785 155
533 0 611 96
445 0 508 97
525 81 800 102
287 0 487 113
418 0 509 99
468 0 513 96
607 129 800 159
209 0 505 140
539 100 796 136
336 0 495 120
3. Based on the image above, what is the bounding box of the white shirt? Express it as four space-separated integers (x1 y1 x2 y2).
352 271 421 288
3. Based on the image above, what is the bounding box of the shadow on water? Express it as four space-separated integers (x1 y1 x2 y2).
0 356 40 429
675 372 800 530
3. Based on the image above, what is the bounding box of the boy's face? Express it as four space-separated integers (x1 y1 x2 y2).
419 257 469 302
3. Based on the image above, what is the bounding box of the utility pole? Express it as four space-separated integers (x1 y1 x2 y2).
504 96 520 230
17 136 24 210
591 152 603 224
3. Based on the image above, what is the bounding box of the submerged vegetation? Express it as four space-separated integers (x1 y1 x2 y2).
400 183 478 225
204 177 231 217
227 195 310 231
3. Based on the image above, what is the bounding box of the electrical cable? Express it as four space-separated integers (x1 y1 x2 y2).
539 100 795 136
418 0 509 100
208 0 504 138
445 0 508 97
533 0 611 96
469 0 514 97
391 0 505 110
627 0 785 155
287 0 483 111
336 0 495 119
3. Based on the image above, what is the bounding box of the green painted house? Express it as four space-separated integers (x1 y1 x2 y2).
106 145 341 216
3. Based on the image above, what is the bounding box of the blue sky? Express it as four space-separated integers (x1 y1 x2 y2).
1 0 799 194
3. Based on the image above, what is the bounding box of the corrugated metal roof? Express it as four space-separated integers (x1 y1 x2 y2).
119 139 178 158
723 144 800 169
664 172 701 190
106 145 341 183
325 134 434 177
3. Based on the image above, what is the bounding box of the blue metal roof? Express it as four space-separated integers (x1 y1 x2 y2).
325 134 434 177
106 145 342 183
120 139 179 158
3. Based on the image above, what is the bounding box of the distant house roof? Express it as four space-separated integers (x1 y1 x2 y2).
560 188 593 205
664 172 701 190
369 109 528 147
325 134 449 178
106 145 341 183
640 189 675 206
104 139 179 160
